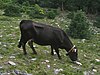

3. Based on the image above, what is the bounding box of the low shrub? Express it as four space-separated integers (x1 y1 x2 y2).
46 10 56 19
4 4 21 17
93 16 100 28
28 4 45 19
68 10 91 39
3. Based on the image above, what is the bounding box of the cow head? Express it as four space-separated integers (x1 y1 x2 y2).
66 45 78 61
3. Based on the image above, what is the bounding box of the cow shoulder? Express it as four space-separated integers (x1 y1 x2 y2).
33 22 44 29
53 28 65 43
32 22 45 35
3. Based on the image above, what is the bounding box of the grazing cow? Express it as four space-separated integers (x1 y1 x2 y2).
18 20 78 61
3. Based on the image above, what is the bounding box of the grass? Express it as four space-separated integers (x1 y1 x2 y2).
0 15 100 75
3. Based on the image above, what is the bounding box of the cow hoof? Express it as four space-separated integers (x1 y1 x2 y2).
31 51 37 55
51 53 54 56
24 53 27 55
18 44 21 48
33 52 37 55
58 57 62 60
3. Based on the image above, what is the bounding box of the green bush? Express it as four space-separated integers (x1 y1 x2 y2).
29 4 45 19
93 16 100 28
0 0 6 9
4 4 21 17
47 11 56 19
68 10 91 39
67 12 75 19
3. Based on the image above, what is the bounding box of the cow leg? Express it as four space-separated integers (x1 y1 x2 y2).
28 39 37 54
18 36 23 48
55 48 61 59
51 46 54 55
22 41 27 55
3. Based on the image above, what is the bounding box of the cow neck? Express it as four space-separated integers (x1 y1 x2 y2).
66 40 74 52
67 45 75 53
64 33 74 52
67 44 73 52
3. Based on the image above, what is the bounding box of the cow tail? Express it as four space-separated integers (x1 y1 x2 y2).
18 21 24 48
18 29 23 48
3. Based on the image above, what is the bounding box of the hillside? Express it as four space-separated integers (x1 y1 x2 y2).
0 15 100 75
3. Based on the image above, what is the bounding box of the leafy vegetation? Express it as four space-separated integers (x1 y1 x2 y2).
68 10 91 39
28 4 45 19
1 0 100 18
4 4 21 17
12 0 100 14
46 11 56 19
93 16 100 28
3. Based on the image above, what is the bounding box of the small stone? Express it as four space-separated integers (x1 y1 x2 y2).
8 61 16 66
14 70 20 74
14 70 27 75
0 56 3 59
54 69 60 74
83 71 89 75
95 59 100 62
41 62 46 64
54 68 63 74
93 44 96 47
54 64 56 66
0 42 1 45
55 23 58 25
74 61 82 66
0 66 3 69
31 58 37 61
59 68 63 71
9 56 15 59
54 59 57 61
27 74 32 75
33 45 37 48
92 69 97 72
3 44 7 47
15 27 19 29
84 54 87 57
47 65 50 69
82 39 86 43
70 65 80 70
1 72 10 75
0 35 3 38
43 50 49 54
45 60 49 63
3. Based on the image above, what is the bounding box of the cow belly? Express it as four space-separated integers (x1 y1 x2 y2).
33 35 58 46
33 37 53 45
